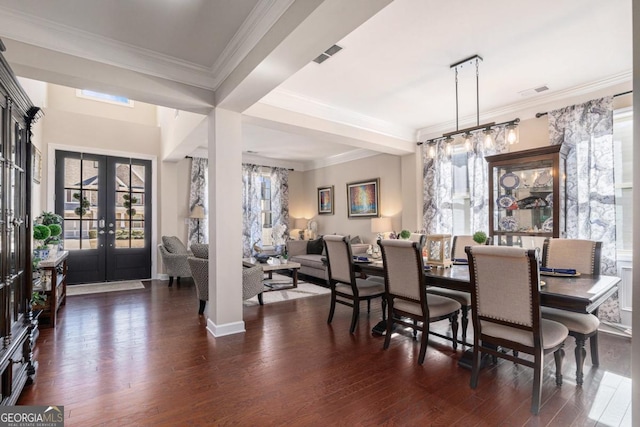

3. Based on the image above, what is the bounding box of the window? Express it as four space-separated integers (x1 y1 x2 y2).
451 147 471 235
613 107 633 252
76 89 134 107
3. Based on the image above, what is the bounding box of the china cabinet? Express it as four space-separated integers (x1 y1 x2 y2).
0 41 41 404
486 145 567 247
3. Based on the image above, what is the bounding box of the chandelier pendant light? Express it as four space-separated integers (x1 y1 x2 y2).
421 54 519 157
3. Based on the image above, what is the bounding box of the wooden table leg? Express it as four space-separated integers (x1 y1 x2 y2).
292 269 298 288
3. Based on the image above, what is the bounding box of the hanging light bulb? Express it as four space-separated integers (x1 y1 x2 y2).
483 128 494 149
428 143 436 158
506 124 519 145
444 136 454 157
463 133 472 152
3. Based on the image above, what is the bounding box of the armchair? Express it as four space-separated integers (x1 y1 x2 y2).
243 265 264 305
187 243 209 314
158 236 192 287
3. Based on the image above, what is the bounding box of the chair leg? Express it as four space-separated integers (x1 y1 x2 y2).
412 320 418 340
383 301 394 350
554 345 565 386
381 297 387 321
327 291 337 324
531 352 543 415
349 300 360 334
177 276 181 285
450 312 459 351
168 276 174 287
198 300 206 315
470 345 480 389
258 292 264 306
575 337 587 386
461 306 469 345
367 299 371 313
418 319 429 365
590 332 599 366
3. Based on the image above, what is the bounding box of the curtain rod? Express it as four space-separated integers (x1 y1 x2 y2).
186 156 294 171
535 90 633 118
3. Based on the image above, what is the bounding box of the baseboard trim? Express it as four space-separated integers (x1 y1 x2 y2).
207 319 245 337
157 273 169 281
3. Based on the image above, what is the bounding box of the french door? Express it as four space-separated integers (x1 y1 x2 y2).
55 150 152 284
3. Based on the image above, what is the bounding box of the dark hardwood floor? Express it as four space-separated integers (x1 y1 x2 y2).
18 279 631 426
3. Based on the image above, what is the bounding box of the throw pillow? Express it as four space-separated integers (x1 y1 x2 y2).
307 237 324 255
190 243 208 259
162 236 188 254
350 235 363 244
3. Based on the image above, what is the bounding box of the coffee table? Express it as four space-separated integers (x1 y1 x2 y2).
242 258 301 291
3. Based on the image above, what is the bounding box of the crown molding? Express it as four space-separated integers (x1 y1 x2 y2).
0 0 291 91
305 148 379 171
262 88 416 141
416 71 632 140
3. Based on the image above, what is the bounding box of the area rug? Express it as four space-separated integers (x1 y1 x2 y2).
244 274 330 306
67 280 145 296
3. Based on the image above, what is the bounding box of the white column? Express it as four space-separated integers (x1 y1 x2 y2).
632 0 640 418
205 108 245 336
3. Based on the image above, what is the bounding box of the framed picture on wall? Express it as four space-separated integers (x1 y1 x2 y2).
346 178 379 218
32 145 42 184
317 185 334 215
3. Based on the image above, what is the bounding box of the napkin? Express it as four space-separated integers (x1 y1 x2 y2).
540 267 577 275
353 256 369 262
452 258 468 264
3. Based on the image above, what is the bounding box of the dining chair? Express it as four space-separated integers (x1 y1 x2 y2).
323 235 386 334
379 239 460 364
540 238 603 385
466 245 568 415
426 235 490 345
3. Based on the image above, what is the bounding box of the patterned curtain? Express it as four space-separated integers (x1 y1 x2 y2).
270 167 290 250
423 126 508 234
242 164 262 257
548 96 619 322
188 157 208 246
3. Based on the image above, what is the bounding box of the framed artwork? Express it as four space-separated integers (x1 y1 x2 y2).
317 185 334 215
346 178 379 218
32 145 42 184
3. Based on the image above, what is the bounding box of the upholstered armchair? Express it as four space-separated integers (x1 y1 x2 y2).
243 265 264 305
158 236 192 287
187 243 209 315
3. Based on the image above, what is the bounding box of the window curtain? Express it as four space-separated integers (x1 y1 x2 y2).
188 157 208 246
548 96 619 323
422 126 509 234
270 167 290 250
242 164 262 257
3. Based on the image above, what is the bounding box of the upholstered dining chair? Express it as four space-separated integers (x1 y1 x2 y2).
426 235 490 345
379 239 460 364
540 238 603 385
158 235 192 287
466 245 568 415
323 235 386 334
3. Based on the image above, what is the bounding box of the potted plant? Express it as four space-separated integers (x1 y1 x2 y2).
36 211 64 250
399 229 411 240
33 224 51 260
472 231 488 245
31 291 47 311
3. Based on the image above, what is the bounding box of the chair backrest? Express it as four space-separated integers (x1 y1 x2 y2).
323 235 354 285
451 235 490 259
379 239 425 303
542 238 602 275
466 246 541 335
162 235 188 254
190 243 208 259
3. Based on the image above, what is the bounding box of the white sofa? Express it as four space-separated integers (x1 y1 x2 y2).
286 238 368 283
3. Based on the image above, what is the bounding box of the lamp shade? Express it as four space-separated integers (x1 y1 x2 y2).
190 205 206 219
294 218 308 230
371 217 391 233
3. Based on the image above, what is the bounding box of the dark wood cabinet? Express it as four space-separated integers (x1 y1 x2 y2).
0 42 41 404
486 145 567 247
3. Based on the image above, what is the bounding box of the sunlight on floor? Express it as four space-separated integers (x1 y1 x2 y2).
588 371 632 426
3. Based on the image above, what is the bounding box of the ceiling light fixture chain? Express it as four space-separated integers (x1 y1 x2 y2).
419 54 520 156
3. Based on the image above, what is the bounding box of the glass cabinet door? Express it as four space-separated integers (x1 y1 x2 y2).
486 145 565 247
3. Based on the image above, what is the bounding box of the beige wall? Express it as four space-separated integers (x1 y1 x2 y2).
293 154 402 244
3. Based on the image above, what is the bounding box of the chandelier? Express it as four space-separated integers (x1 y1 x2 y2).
421 55 519 158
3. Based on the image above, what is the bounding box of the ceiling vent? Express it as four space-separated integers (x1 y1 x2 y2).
518 84 550 97
313 44 343 64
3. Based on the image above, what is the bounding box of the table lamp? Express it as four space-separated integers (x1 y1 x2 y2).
190 205 206 243
371 217 392 242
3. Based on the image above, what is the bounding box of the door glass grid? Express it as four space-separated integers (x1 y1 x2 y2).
115 162 146 248
63 158 100 250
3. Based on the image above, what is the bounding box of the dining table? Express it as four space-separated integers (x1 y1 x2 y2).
354 259 620 368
